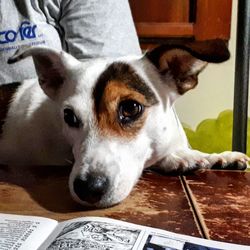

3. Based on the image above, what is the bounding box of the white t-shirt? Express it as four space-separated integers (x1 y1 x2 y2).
0 0 141 84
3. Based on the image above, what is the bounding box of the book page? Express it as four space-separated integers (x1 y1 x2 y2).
39 217 146 250
139 227 250 250
0 213 58 250
39 216 250 250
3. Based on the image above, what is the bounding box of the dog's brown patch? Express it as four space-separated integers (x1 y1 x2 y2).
0 82 20 134
93 62 158 137
147 39 229 95
97 80 148 137
158 49 207 95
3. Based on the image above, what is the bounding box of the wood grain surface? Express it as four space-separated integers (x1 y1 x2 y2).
184 170 250 245
0 165 201 237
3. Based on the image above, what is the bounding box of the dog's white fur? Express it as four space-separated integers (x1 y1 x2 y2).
0 44 248 207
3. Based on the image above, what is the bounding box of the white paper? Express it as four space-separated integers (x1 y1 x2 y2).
39 217 145 250
39 217 250 250
1 214 249 250
0 213 57 250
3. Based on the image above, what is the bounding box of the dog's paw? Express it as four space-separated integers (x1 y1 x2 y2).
207 151 250 170
155 149 211 174
154 150 249 174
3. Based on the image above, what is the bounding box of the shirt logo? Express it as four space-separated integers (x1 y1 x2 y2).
0 21 37 44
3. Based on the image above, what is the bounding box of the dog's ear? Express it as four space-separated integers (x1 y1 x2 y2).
146 39 230 100
8 46 80 99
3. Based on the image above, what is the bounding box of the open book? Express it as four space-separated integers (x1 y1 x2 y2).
0 213 248 250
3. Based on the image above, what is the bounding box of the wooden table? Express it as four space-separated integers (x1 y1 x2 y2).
0 164 250 246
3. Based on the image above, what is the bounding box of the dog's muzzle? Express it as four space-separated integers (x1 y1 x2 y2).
73 172 109 204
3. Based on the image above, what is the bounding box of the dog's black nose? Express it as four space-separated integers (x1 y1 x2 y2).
73 173 109 204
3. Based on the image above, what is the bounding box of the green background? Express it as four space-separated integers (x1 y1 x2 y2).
183 110 250 156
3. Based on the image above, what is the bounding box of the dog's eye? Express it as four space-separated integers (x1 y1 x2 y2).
63 108 81 128
118 100 144 125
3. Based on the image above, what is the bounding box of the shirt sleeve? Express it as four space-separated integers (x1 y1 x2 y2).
58 0 141 59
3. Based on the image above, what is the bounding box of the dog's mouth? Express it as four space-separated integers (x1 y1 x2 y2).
69 146 146 208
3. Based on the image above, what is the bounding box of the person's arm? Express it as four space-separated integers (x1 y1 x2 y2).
58 0 141 59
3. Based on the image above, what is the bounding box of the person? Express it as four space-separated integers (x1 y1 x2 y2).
0 0 141 85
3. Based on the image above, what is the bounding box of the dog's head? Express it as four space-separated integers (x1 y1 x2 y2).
9 40 229 207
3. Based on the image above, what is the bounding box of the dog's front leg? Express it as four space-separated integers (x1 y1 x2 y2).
155 149 249 174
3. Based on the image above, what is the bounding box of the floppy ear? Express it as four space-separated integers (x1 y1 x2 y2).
146 39 230 98
8 46 81 99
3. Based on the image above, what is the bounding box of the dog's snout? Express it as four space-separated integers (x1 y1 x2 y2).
73 173 109 204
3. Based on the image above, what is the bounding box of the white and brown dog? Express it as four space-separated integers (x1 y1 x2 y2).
0 40 249 207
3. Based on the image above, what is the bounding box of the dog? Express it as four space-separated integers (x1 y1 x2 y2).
0 39 249 208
